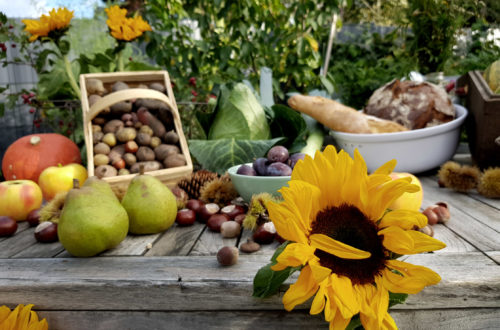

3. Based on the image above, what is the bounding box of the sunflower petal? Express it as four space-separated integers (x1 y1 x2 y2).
379 209 428 230
282 265 319 311
380 227 446 254
373 159 397 175
366 178 419 221
330 311 351 330
329 274 360 318
271 243 316 271
0 305 11 323
309 258 332 283
310 281 327 315
382 260 441 294
383 312 398 330
267 200 308 244
310 234 371 259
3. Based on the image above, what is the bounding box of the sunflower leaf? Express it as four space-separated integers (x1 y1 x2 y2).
389 292 408 307
253 241 300 298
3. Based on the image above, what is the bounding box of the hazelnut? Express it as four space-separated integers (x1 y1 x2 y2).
207 213 230 232
240 239 261 253
220 221 241 238
34 222 58 243
217 246 239 266
176 209 197 226
423 203 450 225
0 216 18 236
419 225 434 237
253 222 276 244
220 204 245 220
422 206 439 226
26 209 41 227
198 203 220 223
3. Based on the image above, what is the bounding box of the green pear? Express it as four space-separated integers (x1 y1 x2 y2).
58 178 129 257
121 173 177 234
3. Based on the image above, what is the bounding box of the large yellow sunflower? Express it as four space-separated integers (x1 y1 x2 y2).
22 7 73 42
267 145 446 329
105 5 152 42
0 304 48 330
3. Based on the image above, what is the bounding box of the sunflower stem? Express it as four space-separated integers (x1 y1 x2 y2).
63 54 81 99
117 49 125 72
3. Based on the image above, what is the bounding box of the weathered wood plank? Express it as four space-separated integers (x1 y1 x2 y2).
486 251 500 265
0 253 498 311
11 240 65 258
0 224 38 257
145 222 206 257
101 233 161 256
431 224 478 253
420 178 500 252
189 226 238 256
421 177 500 233
30 308 500 330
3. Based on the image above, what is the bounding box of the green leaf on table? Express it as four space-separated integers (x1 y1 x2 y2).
208 83 271 140
253 241 301 298
188 137 283 174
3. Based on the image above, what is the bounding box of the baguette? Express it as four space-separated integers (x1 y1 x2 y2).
288 94 407 134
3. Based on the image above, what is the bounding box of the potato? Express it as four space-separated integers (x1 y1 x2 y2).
108 144 126 163
136 146 155 161
116 127 137 142
112 81 129 92
164 154 186 168
118 168 130 176
136 132 152 146
130 161 162 173
164 130 179 144
150 136 162 149
154 144 179 161
92 117 106 125
103 119 124 134
110 101 132 114
86 79 106 95
95 165 117 178
92 125 102 133
94 154 110 166
123 153 137 167
139 125 154 136
149 82 165 93
94 142 110 155
93 131 104 144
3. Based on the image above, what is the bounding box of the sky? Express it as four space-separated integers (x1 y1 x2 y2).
0 0 100 18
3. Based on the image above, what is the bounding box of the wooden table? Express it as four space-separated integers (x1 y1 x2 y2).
0 165 499 329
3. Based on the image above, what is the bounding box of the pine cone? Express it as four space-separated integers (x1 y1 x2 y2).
178 170 218 199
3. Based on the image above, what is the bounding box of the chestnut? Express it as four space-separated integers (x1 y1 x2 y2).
220 221 241 238
176 208 196 226
217 246 239 266
186 199 205 213
0 216 18 237
198 203 220 223
34 222 58 243
234 214 246 225
220 204 245 220
252 222 276 244
207 213 230 232
240 239 260 253
26 208 41 227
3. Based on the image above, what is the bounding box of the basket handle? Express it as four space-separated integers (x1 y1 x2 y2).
88 88 175 120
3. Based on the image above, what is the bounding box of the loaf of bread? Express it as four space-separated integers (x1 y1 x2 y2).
364 79 455 130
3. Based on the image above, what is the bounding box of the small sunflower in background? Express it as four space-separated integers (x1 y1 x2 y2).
0 304 48 330
257 145 446 329
105 5 152 42
22 7 74 42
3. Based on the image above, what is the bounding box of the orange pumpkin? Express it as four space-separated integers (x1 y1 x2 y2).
2 133 81 182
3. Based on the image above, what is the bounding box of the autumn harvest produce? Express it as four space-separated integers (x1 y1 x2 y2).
1 134 82 182
80 71 193 191
38 163 88 201
0 180 43 221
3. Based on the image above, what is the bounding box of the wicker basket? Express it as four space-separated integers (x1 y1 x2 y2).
80 71 193 191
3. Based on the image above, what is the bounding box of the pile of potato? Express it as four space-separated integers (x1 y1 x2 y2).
88 79 187 178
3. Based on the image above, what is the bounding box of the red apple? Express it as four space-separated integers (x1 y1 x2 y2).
0 180 43 221
38 163 88 201
388 172 424 212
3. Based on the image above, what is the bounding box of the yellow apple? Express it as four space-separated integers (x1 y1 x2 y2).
0 180 43 221
38 163 88 201
388 172 423 212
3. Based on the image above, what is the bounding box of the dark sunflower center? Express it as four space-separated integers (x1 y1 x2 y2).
310 203 386 285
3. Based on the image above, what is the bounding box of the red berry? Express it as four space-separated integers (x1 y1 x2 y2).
29 92 35 97
9 25 14 29
189 77 197 87
11 43 16 48
35 123 40 128
29 108 35 114
191 90 198 96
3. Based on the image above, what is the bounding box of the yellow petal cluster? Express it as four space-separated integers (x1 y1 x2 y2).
0 304 48 330
105 5 152 42
266 145 446 330
22 7 74 42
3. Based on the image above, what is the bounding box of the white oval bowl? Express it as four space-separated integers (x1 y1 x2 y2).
330 105 468 173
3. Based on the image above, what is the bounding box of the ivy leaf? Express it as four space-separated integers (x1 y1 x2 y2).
389 292 408 307
252 241 301 298
188 137 283 174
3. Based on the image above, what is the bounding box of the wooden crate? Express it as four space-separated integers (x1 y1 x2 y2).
80 71 193 191
457 71 500 169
